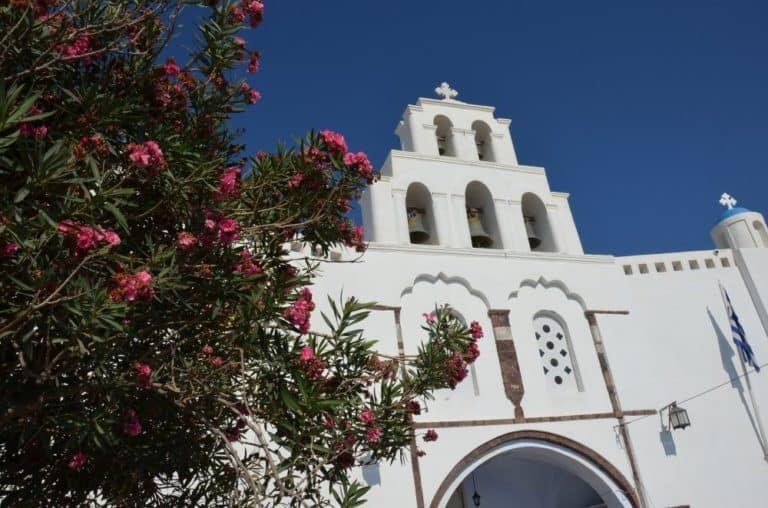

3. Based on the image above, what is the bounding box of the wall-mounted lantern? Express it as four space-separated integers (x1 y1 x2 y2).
663 401 691 430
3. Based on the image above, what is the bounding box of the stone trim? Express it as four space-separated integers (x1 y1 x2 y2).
412 409 656 429
428 430 640 508
488 309 525 419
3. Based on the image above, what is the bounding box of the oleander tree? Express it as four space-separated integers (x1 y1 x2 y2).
0 0 485 506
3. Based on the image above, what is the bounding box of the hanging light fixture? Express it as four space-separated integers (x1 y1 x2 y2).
471 473 481 507
664 401 691 430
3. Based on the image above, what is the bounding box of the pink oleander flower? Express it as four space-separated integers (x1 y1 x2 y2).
234 250 263 276
288 172 304 189
217 218 239 245
422 312 436 325
58 31 92 63
365 426 382 444
360 410 376 426
123 410 142 437
177 232 197 251
229 6 245 23
163 57 180 76
214 166 241 201
323 415 335 429
233 36 246 47
127 140 166 177
423 429 438 442
110 271 154 304
406 400 421 415
133 362 152 389
444 352 468 390
319 130 347 155
284 288 315 334
57 220 120 254
243 0 264 27
299 346 315 362
67 452 87 471
465 342 480 364
343 151 375 183
470 321 484 340
246 89 261 104
248 52 260 74
1 242 19 258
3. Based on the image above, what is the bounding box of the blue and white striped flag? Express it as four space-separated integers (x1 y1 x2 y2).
721 285 760 373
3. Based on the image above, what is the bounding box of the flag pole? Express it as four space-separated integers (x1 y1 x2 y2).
718 282 768 461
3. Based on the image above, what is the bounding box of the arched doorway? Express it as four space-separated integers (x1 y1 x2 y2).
432 431 637 508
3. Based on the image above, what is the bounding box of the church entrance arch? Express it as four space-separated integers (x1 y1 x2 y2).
431 431 637 508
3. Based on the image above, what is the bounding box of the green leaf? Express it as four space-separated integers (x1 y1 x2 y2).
13 187 29 203
280 389 302 414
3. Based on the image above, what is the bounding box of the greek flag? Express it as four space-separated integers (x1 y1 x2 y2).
722 285 760 373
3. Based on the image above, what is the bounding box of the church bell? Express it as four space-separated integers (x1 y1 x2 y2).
466 208 493 248
407 207 430 244
524 215 541 249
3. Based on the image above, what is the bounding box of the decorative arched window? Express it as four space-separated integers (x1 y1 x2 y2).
533 312 582 390
465 181 502 249
754 221 768 247
434 115 455 157
405 182 439 245
472 120 494 162
521 193 557 252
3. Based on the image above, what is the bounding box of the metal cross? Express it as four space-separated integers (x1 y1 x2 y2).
434 82 458 101
719 192 737 210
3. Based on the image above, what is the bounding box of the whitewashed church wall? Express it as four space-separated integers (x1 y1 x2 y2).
735 247 768 336
602 253 768 507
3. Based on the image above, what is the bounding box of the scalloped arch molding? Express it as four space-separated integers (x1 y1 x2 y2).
508 276 587 310
400 272 491 309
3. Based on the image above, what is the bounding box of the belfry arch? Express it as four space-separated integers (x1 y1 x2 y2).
432 431 637 508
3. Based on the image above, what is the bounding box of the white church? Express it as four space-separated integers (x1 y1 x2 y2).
308 84 768 508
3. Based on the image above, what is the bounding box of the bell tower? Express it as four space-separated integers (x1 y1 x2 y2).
360 84 584 255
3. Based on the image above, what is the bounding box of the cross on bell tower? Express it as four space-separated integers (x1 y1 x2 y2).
719 193 737 210
434 82 459 101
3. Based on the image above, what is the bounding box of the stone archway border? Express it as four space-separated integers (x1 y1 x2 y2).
428 429 640 508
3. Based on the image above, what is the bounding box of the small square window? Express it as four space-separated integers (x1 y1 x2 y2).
689 260 700 270
705 258 716 269
672 261 683 271
721 257 731 267
639 264 649 274
655 262 666 273
623 265 633 275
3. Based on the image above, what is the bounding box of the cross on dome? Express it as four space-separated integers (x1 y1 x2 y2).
435 82 459 101
719 193 737 210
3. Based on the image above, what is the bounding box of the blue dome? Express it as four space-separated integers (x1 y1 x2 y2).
719 206 751 221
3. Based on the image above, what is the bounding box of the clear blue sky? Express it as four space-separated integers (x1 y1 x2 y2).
191 0 768 256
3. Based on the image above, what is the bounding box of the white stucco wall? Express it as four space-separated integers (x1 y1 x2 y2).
309 96 768 507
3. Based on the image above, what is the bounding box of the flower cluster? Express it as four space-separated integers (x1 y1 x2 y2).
296 346 325 380
67 452 87 471
243 0 264 27
319 130 347 155
1 241 19 259
233 250 263 276
162 57 180 76
58 30 93 63
444 352 468 389
127 140 166 176
343 152 376 184
240 83 261 104
19 105 48 140
73 134 109 158
359 409 382 443
213 166 241 201
57 220 120 254
284 288 315 334
338 222 366 253
109 271 154 303
199 212 240 246
176 232 197 251
423 429 438 442
123 410 142 437
133 362 152 389
248 52 260 74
